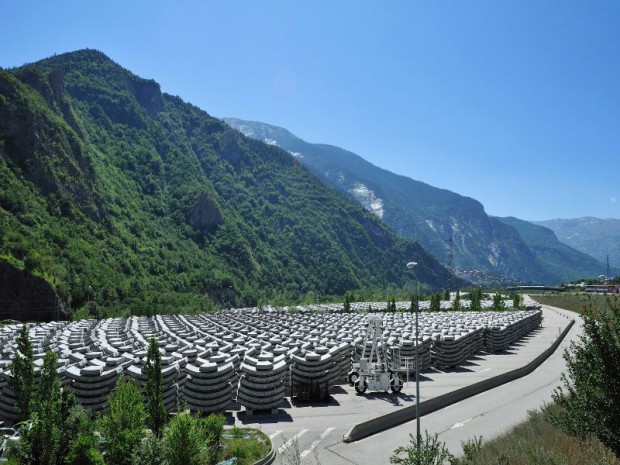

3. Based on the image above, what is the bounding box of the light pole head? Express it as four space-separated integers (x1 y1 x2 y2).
406 262 418 269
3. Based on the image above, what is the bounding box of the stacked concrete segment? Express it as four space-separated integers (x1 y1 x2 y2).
431 327 485 368
394 337 433 372
180 358 237 413
0 306 543 420
290 347 333 386
126 351 185 412
484 311 542 352
64 362 124 412
237 352 288 413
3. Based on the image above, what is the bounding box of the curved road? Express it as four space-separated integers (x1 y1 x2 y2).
239 305 581 464
325 306 581 464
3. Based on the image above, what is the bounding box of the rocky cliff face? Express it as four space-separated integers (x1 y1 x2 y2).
188 192 223 234
0 50 463 313
0 69 104 222
224 118 606 285
0 260 68 321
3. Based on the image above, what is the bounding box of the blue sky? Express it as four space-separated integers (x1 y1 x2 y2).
1 1 619 221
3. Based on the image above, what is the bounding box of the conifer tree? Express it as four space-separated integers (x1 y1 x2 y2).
10 324 34 420
469 288 482 311
144 337 167 436
16 351 61 465
451 289 461 311
343 293 351 313
492 292 506 311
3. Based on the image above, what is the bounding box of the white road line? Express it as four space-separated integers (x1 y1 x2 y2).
300 427 335 459
269 430 282 440
479 368 491 373
451 418 472 429
278 429 308 454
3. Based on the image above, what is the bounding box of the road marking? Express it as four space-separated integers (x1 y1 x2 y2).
269 430 282 439
300 427 335 459
451 418 472 429
278 429 308 454
479 368 491 373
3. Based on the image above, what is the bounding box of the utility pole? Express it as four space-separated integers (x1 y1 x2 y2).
606 254 611 282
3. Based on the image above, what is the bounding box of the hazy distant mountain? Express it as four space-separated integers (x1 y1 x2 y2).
224 118 611 285
496 217 616 281
534 217 620 270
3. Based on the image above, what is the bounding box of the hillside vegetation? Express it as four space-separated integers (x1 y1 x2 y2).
0 50 461 317
225 118 611 286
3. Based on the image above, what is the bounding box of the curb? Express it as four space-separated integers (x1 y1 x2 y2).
253 442 276 465
343 318 576 442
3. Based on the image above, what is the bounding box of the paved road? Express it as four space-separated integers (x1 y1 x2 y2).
235 305 580 464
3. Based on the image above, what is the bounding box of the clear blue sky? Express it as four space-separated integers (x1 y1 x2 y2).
2 1 619 221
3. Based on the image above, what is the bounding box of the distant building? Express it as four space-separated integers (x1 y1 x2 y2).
582 284 620 294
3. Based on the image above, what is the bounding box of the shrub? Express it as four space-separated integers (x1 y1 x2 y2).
552 300 620 456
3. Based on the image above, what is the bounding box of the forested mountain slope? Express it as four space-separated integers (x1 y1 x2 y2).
0 50 461 318
225 118 609 285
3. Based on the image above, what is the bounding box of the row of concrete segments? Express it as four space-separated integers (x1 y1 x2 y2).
0 298 542 421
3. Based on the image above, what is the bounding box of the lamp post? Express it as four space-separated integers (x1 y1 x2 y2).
406 261 421 450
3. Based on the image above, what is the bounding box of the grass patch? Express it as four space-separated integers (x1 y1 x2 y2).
531 293 619 315
458 404 619 464
220 428 271 465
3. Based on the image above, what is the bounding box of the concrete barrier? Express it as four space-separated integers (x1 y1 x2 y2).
343 318 575 442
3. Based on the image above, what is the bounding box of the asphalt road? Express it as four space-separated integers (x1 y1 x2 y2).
236 305 581 464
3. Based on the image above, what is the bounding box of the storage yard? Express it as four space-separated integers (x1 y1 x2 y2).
0 298 544 422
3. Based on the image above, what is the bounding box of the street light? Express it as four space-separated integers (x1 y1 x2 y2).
406 261 421 450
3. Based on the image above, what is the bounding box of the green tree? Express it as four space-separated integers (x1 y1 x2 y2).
204 413 227 465
430 294 441 312
163 409 203 465
99 377 146 465
552 300 620 456
343 292 351 313
492 292 506 311
65 434 105 465
10 324 34 420
15 350 62 465
144 337 167 436
58 391 92 465
452 289 461 311
443 289 450 301
469 289 482 312
512 292 521 309
132 433 166 465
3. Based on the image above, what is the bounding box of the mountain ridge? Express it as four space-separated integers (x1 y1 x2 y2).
534 217 620 271
0 49 463 317
224 118 611 285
